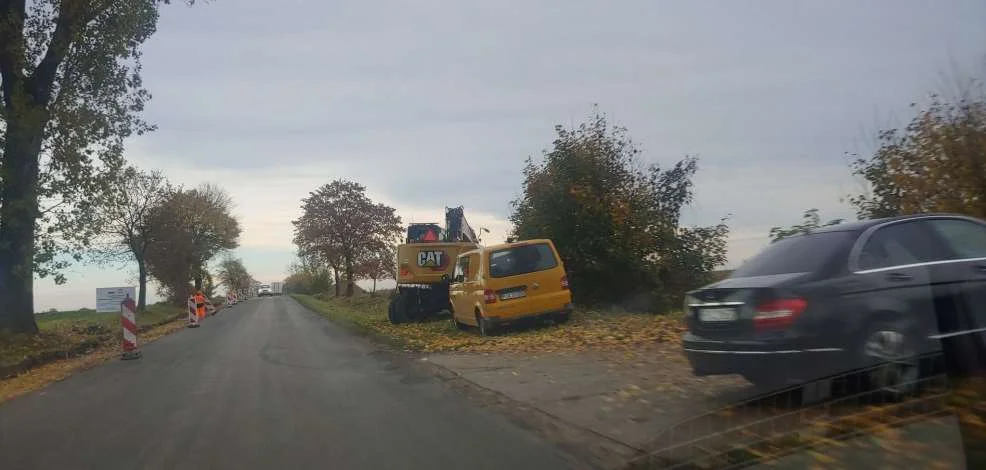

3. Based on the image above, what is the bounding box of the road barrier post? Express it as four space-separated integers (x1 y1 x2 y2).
187 295 200 328
120 296 142 360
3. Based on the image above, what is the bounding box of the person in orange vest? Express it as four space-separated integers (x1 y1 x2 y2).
194 290 206 320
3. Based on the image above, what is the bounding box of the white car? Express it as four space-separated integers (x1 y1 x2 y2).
257 285 272 297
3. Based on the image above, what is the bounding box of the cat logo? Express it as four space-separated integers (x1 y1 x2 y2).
417 250 447 270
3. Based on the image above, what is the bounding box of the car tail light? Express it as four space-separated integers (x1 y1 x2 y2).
753 297 807 331
399 267 410 277
561 275 569 290
484 289 497 304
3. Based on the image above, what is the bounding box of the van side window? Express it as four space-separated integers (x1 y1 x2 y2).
469 255 481 281
857 221 941 271
453 257 469 283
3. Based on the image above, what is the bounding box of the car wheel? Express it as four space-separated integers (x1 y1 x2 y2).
476 311 493 337
859 323 920 400
555 311 571 324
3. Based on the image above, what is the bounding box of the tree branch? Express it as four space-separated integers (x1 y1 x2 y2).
27 0 79 105
0 0 27 111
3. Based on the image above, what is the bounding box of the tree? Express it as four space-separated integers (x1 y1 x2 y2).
356 244 396 295
510 110 730 311
0 0 192 333
144 184 240 304
292 180 402 297
92 167 172 311
850 85 986 220
283 254 333 295
215 256 253 296
768 209 844 242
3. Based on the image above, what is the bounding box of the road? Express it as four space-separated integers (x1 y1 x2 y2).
0 296 576 470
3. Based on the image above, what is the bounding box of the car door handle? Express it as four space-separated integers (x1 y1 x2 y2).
885 272 913 282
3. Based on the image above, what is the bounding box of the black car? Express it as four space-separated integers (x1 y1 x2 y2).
683 213 986 393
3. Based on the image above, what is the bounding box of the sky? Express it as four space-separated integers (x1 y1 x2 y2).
33 0 986 311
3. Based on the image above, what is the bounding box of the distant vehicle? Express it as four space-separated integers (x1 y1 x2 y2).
389 206 479 324
682 213 986 395
257 284 272 297
449 239 572 336
270 282 283 296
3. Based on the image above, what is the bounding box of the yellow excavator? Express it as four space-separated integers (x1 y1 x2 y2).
389 206 479 324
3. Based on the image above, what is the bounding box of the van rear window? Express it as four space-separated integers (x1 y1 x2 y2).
489 243 558 278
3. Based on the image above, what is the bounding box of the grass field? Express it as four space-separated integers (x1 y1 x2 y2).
292 293 686 353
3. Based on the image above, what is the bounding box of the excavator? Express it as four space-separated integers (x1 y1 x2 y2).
389 206 480 324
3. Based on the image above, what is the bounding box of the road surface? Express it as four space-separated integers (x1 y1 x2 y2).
0 296 576 470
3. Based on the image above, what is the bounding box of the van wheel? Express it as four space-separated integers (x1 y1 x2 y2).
858 322 920 400
476 311 493 337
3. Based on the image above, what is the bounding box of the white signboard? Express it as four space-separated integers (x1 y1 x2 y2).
96 287 137 313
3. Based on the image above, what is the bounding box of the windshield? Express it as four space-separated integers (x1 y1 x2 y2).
732 231 854 277
489 243 558 278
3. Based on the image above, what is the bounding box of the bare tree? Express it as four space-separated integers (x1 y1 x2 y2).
93 167 173 311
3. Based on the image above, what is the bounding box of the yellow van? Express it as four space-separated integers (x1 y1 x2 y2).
448 239 573 335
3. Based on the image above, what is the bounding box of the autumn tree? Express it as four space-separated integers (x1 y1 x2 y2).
144 184 240 303
356 244 396 295
510 110 729 311
92 167 172 311
768 208 844 242
0 1 193 333
850 84 986 220
292 180 402 297
283 254 333 295
215 256 253 296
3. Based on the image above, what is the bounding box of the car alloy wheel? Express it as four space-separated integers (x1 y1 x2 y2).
862 327 919 398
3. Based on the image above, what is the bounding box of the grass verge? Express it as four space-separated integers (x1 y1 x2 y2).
292 293 685 353
0 303 187 402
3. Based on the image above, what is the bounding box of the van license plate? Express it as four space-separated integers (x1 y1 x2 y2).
500 290 527 300
700 308 737 322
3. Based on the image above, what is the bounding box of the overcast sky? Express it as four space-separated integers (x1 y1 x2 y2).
34 0 986 311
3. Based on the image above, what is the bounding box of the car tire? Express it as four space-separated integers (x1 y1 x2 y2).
476 311 493 337
858 321 921 400
555 311 571 324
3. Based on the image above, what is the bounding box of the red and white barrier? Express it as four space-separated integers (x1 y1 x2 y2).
120 296 142 360
187 295 200 328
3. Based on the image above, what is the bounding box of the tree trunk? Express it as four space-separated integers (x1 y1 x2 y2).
345 260 354 297
137 258 148 312
331 265 340 297
0 118 44 334
372 278 377 295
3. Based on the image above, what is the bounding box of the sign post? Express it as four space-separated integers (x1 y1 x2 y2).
120 295 142 360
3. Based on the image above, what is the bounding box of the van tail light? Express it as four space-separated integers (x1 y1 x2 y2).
753 297 807 331
561 275 569 290
484 289 497 304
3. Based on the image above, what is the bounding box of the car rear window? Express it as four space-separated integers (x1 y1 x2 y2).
489 243 558 278
731 231 854 277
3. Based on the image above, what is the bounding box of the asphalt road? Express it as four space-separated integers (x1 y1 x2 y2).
0 296 576 470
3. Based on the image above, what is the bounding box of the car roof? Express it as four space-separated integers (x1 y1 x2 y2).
804 213 980 235
457 239 555 258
